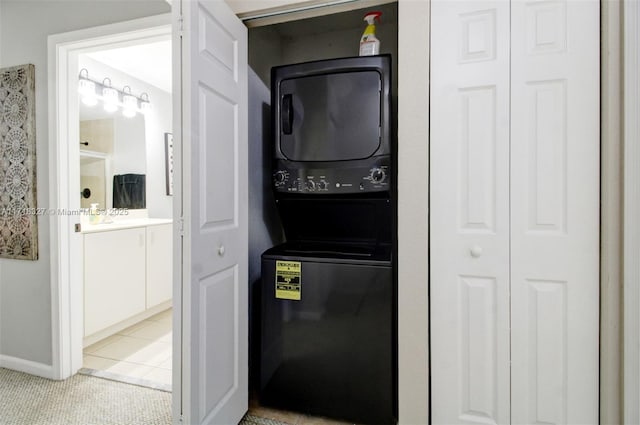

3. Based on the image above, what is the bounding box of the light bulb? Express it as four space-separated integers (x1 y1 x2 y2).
78 78 94 96
78 78 97 106
122 93 138 118
140 101 151 114
139 93 151 114
103 87 118 113
81 96 98 107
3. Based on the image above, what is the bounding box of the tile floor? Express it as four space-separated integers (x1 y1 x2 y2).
83 308 172 387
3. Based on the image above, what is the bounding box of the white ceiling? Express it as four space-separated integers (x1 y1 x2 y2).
86 39 172 94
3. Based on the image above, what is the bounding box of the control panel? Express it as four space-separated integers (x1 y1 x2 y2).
273 157 391 195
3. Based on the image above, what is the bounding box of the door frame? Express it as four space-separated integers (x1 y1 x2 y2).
601 0 623 423
47 13 172 380
624 0 640 422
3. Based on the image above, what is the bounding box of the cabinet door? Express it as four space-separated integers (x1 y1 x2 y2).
84 228 146 336
146 223 173 308
430 1 512 423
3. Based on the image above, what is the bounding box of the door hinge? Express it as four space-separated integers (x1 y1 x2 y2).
74 223 81 233
178 217 184 236
177 15 184 35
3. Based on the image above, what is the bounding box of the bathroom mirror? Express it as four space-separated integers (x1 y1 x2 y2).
80 152 108 209
79 102 146 210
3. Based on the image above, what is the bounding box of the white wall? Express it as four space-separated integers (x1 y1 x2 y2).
0 0 170 367
142 81 173 218
79 55 173 218
112 115 147 175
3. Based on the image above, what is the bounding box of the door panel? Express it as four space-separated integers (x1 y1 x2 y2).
199 86 237 227
510 0 599 423
430 1 511 424
199 265 239 422
177 0 248 423
523 80 567 233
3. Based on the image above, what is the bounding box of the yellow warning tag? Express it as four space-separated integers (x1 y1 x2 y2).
275 260 301 301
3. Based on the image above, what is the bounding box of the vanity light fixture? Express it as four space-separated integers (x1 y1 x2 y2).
122 86 137 118
139 92 152 114
78 69 97 107
77 69 152 116
102 78 119 113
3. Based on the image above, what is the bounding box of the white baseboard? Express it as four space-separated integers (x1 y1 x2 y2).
0 354 56 379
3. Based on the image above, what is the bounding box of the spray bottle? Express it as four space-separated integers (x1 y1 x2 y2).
359 11 382 56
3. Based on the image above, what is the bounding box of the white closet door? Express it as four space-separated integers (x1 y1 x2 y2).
510 1 600 423
430 1 511 423
176 0 249 423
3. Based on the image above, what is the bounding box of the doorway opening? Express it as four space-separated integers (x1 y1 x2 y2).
48 15 176 389
76 38 174 390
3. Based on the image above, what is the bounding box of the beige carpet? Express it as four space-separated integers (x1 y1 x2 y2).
0 368 286 425
0 367 171 425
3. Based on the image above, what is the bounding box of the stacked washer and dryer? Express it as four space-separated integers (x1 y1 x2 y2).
259 55 397 424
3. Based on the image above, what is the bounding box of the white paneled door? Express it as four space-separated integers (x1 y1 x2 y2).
430 1 511 424
176 0 248 424
430 0 599 423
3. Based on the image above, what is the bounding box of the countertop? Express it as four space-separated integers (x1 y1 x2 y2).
81 218 173 234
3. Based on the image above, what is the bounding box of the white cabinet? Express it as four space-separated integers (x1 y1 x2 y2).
84 227 146 336
146 223 173 308
83 221 173 339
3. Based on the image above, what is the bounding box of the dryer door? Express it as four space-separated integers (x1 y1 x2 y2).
279 71 382 162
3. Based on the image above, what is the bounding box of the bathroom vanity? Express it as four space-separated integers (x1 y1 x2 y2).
82 217 172 346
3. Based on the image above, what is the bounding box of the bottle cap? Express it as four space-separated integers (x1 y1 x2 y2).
364 11 382 23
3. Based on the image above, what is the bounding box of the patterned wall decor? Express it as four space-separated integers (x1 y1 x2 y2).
0 64 38 260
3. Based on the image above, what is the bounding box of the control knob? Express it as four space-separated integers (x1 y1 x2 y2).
305 180 316 191
274 170 287 185
370 167 386 184
317 180 328 190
